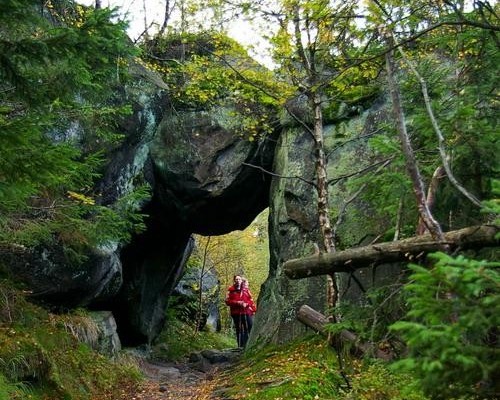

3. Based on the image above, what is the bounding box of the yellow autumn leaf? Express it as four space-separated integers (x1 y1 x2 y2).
67 191 95 205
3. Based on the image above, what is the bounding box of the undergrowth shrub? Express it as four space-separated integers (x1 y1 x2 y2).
326 277 408 357
390 252 500 399
152 302 235 361
345 360 426 400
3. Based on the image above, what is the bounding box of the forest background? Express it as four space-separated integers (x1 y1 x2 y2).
0 0 498 399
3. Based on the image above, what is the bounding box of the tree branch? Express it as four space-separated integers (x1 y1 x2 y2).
284 225 499 278
396 39 482 208
327 157 393 186
241 162 316 187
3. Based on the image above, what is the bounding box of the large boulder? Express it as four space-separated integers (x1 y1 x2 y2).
249 101 394 347
248 126 327 347
150 107 276 235
1 243 122 307
112 104 277 344
97 61 169 205
0 63 169 326
89 310 122 357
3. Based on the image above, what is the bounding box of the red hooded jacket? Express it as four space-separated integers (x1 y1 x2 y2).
225 285 255 316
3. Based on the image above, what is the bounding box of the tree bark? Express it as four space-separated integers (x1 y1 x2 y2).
159 0 171 36
284 225 499 279
385 36 445 242
297 305 392 360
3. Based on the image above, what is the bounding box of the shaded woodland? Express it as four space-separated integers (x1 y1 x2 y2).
0 1 498 399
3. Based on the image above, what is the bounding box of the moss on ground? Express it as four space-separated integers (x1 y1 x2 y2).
212 334 428 400
0 280 141 400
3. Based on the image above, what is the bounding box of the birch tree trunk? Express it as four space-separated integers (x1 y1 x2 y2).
290 4 338 312
311 92 338 310
384 36 445 243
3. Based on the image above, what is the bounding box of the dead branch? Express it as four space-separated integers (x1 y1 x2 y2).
284 225 499 278
396 40 482 208
297 305 392 360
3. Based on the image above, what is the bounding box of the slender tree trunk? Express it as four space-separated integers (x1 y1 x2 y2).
396 42 482 208
393 195 404 241
290 4 337 312
95 0 101 9
416 166 446 235
311 91 338 312
159 0 171 36
196 236 211 332
312 93 334 253
142 0 149 40
384 37 445 242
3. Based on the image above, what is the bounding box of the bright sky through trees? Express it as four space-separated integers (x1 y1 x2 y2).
76 0 275 67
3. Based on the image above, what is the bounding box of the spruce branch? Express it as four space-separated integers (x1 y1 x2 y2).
395 38 482 208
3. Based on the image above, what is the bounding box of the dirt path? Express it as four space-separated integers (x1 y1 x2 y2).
127 349 240 400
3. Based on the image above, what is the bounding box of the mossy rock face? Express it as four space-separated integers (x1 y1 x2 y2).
150 105 277 235
251 101 400 347
249 127 327 348
0 243 123 308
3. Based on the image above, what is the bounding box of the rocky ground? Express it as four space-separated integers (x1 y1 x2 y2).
127 349 241 400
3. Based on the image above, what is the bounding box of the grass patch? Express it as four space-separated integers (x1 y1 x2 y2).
216 335 344 400
0 280 142 400
212 334 428 400
346 360 427 400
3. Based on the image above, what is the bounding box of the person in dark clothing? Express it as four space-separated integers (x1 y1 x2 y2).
241 277 257 334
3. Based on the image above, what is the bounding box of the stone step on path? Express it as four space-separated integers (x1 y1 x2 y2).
129 348 242 400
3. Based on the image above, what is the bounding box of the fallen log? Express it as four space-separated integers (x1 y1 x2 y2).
297 305 392 361
285 224 499 279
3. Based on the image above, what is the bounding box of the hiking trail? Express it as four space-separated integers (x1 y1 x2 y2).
126 349 241 400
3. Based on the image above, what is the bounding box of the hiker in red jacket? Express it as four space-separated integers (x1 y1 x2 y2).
225 275 254 347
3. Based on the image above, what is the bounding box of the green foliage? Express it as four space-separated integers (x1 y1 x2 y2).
481 178 500 227
0 281 141 400
140 32 283 140
390 253 500 399
153 310 235 361
0 0 148 255
325 281 408 357
212 335 426 400
338 2 500 240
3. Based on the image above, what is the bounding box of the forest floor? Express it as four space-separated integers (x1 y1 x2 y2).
125 350 240 400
